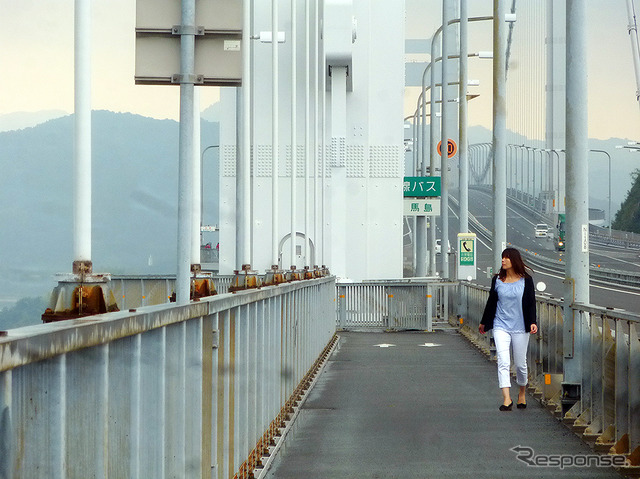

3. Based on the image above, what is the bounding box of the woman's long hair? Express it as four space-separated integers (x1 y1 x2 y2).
498 247 533 280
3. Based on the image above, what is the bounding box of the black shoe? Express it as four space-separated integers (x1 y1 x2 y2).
517 403 527 409
499 402 513 411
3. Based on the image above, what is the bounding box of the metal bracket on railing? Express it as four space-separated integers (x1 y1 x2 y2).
303 266 314 280
561 382 581 418
285 266 302 282
42 272 120 322
229 264 263 292
263 265 286 287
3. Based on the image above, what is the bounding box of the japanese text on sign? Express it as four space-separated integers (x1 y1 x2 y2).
403 198 441 216
403 176 441 197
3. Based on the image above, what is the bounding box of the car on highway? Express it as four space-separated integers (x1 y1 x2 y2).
435 239 451 254
534 223 549 237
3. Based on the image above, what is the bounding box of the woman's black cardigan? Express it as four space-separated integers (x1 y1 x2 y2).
480 274 537 332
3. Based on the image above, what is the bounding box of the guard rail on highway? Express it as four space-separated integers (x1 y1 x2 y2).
456 191 640 287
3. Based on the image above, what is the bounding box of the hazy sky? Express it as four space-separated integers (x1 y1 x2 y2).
0 0 220 121
405 0 640 141
1 0 639 140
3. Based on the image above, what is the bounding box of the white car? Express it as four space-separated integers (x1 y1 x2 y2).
534 224 549 237
435 239 451 254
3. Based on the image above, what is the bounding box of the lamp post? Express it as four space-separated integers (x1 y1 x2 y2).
589 149 611 236
542 148 553 212
424 13 493 276
525 146 535 203
200 145 220 245
517 145 524 196
545 148 557 212
418 54 489 175
413 78 480 276
507 144 517 191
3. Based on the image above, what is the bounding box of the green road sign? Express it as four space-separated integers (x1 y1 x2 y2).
403 176 441 197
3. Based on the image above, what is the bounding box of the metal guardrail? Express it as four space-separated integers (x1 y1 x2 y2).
519 248 640 287
0 277 336 479
454 281 640 474
336 279 457 331
591 230 640 250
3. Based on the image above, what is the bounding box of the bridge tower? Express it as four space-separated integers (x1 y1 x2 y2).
218 0 405 280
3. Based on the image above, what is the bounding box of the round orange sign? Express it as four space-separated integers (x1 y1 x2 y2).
437 139 458 158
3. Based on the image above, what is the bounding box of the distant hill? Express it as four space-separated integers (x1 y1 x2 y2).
0 110 68 132
612 169 640 233
201 102 221 122
0 110 219 305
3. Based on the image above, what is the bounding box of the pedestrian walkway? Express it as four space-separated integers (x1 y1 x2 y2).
264 330 623 478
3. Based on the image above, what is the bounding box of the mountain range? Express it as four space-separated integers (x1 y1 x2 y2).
0 110 220 307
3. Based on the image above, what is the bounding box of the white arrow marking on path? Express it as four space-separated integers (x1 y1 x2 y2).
419 343 442 347
374 344 396 348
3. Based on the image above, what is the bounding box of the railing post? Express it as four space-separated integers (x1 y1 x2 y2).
0 371 12 479
338 286 346 329
426 284 432 332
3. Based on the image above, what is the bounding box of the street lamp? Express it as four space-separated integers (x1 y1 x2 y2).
422 13 494 277
507 144 518 192
589 149 611 236
201 145 219 245
544 148 564 213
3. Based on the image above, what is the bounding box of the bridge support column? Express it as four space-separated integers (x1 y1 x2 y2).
329 66 348 278
563 0 590 406
492 0 508 270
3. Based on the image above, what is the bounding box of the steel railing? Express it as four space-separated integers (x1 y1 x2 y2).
454 281 640 473
336 279 457 331
0 276 336 479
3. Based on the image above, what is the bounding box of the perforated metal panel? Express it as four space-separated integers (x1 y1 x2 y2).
284 145 307 177
222 145 236 177
347 145 366 178
255 145 272 177
369 145 403 178
331 137 346 168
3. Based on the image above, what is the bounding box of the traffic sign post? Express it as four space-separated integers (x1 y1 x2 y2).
457 232 476 280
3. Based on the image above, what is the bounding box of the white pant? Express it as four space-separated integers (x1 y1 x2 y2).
493 329 530 389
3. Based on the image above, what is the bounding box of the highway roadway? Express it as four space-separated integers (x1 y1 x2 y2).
432 187 640 314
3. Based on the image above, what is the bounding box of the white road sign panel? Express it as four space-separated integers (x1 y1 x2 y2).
403 198 441 216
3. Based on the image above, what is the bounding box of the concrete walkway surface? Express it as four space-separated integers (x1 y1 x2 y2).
264 330 623 478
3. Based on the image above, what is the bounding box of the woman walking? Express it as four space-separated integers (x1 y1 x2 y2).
479 247 538 411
